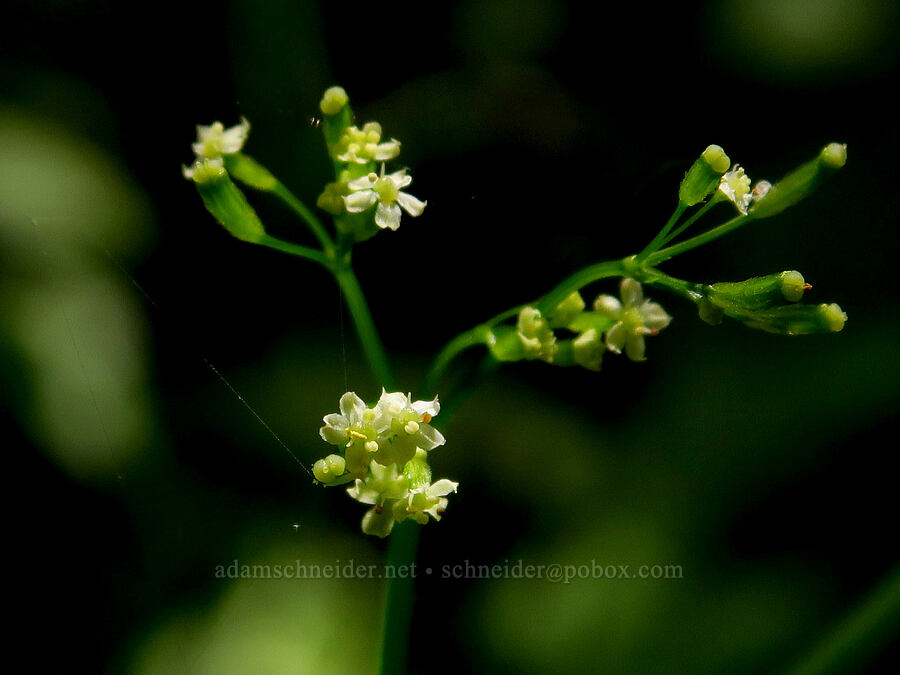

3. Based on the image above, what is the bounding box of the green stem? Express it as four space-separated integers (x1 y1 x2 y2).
637 202 688 261
256 234 331 267
422 328 485 397
333 264 396 390
536 259 629 314
378 522 420 675
659 196 722 247
786 561 900 675
271 182 334 253
645 213 754 265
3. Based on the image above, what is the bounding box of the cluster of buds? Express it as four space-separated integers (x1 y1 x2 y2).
698 270 846 334
316 86 426 237
488 279 672 369
314 390 458 538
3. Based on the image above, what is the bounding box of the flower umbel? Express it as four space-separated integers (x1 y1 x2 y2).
315 391 456 537
593 279 672 361
191 118 250 160
343 164 426 231
335 122 401 164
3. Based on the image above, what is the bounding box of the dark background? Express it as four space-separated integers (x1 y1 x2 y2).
2 0 899 672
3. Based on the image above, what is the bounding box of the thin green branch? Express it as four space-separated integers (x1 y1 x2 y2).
271 182 335 253
535 259 629 314
645 214 753 265
256 234 332 267
659 196 722 247
637 202 688 261
378 522 420 675
334 264 396 390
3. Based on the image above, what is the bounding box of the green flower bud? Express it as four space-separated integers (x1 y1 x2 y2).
707 271 810 311
184 159 266 243
313 454 347 483
320 86 349 116
749 143 847 219
698 297 724 326
403 449 432 490
223 153 278 191
679 144 731 206
487 325 527 362
737 303 847 335
548 291 586 329
572 328 604 371
517 307 557 363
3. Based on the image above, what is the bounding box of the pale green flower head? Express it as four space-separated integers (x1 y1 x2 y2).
182 157 226 184
343 164 426 231
347 461 411 538
517 307 558 363
594 279 671 361
335 122 401 164
192 117 250 160
319 86 349 115
718 164 753 215
393 478 458 525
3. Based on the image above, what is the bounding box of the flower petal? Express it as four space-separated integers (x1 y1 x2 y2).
593 295 622 317
640 301 672 331
397 191 426 217
620 278 643 308
625 334 646 362
339 391 367 422
428 479 459 497
375 202 402 230
343 190 378 213
605 322 627 353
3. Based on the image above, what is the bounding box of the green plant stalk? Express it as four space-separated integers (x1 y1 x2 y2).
256 234 332 267
271 182 335 254
786 561 900 675
646 213 751 265
378 521 420 675
333 263 396 391
535 259 629 314
637 202 688 261
659 196 722 247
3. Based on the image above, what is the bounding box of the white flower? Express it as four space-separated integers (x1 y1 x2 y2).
334 122 400 164
319 392 381 476
372 390 444 467
593 279 672 361
718 164 752 215
343 163 426 231
192 118 250 160
393 478 459 525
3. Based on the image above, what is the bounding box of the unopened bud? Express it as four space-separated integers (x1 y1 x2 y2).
707 271 809 311
185 159 266 243
679 144 731 206
548 291 586 329
739 303 847 335
749 143 847 219
403 449 432 490
319 86 349 116
313 454 347 483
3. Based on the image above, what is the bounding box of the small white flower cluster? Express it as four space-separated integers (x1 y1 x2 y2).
317 87 425 232
513 279 672 368
182 118 250 181
315 390 458 538
718 165 771 216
